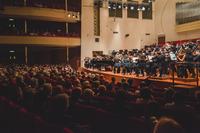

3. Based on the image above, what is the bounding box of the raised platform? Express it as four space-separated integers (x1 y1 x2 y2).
82 67 199 90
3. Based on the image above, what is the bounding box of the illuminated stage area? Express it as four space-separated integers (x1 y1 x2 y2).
82 67 199 90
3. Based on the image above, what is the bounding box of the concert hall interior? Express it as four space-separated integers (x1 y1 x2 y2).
0 0 200 133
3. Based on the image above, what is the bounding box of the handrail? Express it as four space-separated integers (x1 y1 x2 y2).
0 34 80 38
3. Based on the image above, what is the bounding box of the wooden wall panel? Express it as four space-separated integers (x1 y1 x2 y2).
176 21 200 33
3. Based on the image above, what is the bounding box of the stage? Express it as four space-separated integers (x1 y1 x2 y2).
82 67 199 90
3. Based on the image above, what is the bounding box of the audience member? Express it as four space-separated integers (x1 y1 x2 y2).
153 117 184 133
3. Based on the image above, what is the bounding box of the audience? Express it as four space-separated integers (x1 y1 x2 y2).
0 64 200 133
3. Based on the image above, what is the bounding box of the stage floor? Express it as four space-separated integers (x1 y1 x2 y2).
82 67 199 89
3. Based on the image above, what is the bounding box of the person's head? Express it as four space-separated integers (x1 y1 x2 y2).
111 77 116 83
49 94 70 112
153 117 184 133
53 85 64 96
71 87 82 100
30 78 38 88
82 80 91 90
122 82 129 91
139 81 147 88
107 83 113 91
140 87 152 101
164 88 175 102
121 78 126 84
98 85 107 96
127 78 133 86
42 83 53 97
100 75 104 80
92 80 100 89
115 89 126 102
83 88 95 97
73 79 81 87
38 77 45 86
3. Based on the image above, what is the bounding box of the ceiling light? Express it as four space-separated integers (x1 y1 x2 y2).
9 50 15 53
9 18 14 21
130 6 134 10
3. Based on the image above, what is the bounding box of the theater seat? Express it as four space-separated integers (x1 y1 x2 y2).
0 96 74 133
93 108 149 133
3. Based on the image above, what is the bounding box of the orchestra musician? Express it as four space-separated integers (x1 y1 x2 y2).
84 40 200 79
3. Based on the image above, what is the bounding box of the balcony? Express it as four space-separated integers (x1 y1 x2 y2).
0 35 80 47
0 17 80 47
0 6 80 22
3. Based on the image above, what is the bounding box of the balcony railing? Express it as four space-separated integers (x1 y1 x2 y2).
0 32 80 38
1 1 65 10
0 6 80 22
1 0 81 11
0 35 80 47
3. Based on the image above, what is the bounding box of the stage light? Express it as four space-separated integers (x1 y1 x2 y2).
138 6 146 11
9 50 15 53
9 18 14 21
130 6 134 10
142 7 145 11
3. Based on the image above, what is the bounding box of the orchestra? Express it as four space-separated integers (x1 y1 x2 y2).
84 40 200 78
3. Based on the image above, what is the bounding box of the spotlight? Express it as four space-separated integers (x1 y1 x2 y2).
68 14 71 17
130 6 134 10
9 18 14 21
9 50 15 53
142 7 145 11
118 5 121 9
